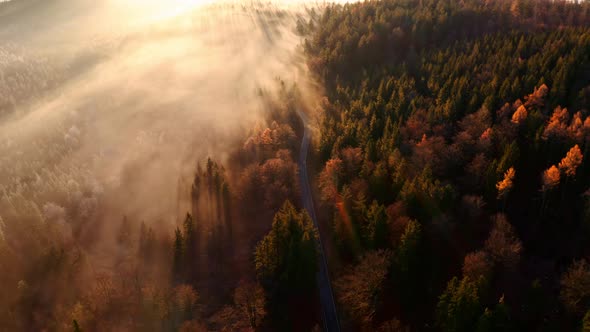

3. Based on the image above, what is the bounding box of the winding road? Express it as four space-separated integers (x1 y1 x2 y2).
297 109 341 332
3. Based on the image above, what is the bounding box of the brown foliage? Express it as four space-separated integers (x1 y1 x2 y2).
179 320 207 332
484 214 522 268
467 153 489 187
561 260 590 313
319 157 344 203
335 250 391 326
340 147 364 178
462 251 492 281
379 318 410 332
403 109 431 142
233 280 266 329
460 195 486 220
386 201 411 246
458 107 492 138
238 150 300 211
478 127 493 151
413 134 449 175
524 84 548 109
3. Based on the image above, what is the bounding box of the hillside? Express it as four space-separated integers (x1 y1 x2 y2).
305 0 590 330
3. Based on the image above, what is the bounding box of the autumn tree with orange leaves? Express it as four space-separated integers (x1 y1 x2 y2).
496 167 515 210
542 165 561 192
497 167 515 199
511 105 528 124
559 145 583 178
319 157 343 203
541 165 560 214
543 106 570 140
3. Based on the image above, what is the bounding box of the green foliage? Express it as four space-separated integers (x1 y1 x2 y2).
172 227 184 282
496 142 520 176
72 320 82 332
395 220 422 276
365 200 388 249
582 309 590 332
475 301 512 332
255 201 318 288
170 213 201 283
400 167 454 221
138 221 156 263
392 220 423 313
304 0 590 329
182 213 197 281
254 201 319 327
436 277 483 332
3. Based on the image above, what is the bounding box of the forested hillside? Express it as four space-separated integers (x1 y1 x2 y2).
0 1 326 329
304 0 590 330
5 0 590 330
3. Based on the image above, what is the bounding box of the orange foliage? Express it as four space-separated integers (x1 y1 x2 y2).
480 127 493 141
559 144 583 178
524 84 548 109
584 116 590 132
568 112 584 141
543 106 570 140
319 157 343 202
511 105 528 124
496 167 515 199
542 165 560 192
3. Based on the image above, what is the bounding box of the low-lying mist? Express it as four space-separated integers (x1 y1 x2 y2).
0 0 315 250
0 1 342 329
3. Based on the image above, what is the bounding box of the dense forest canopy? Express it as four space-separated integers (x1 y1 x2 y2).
303 0 590 331
3 0 590 331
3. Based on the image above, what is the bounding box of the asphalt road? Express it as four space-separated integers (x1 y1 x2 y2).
297 109 341 332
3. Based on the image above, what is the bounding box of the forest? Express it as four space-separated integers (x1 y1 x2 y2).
0 1 324 331
303 0 590 331
3 0 590 331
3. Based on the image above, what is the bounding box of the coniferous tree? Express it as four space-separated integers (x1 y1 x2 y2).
254 201 318 326
182 213 197 281
172 228 184 283
393 219 423 315
436 277 483 332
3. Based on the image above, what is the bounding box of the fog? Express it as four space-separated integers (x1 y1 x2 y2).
0 0 327 256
